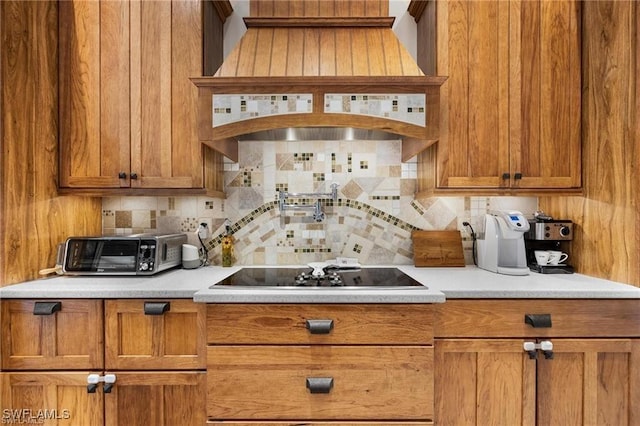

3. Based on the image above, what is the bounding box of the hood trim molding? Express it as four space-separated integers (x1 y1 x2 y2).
192 76 445 162
243 16 395 28
193 11 447 162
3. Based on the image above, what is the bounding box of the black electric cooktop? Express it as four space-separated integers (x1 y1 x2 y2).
214 267 424 288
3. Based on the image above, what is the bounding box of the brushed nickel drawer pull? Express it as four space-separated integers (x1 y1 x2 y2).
305 319 334 334
144 301 170 315
306 377 333 394
524 313 552 328
33 301 61 315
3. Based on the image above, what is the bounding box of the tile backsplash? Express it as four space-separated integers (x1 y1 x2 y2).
102 140 537 265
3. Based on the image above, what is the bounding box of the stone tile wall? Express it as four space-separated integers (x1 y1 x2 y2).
102 140 537 265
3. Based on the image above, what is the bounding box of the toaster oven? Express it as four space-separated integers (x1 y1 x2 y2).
62 233 187 276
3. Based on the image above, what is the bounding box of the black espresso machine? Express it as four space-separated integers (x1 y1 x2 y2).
524 212 574 274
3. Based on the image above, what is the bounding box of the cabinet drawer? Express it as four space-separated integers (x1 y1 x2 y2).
105 299 206 370
207 422 433 425
435 299 640 338
207 304 433 344
207 346 433 420
1 299 104 370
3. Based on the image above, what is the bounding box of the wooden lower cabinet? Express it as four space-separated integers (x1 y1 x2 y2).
208 346 432 420
1 299 104 370
435 300 640 426
105 299 206 370
0 372 104 425
206 423 433 425
435 339 535 426
1 298 207 426
207 304 434 423
105 371 206 426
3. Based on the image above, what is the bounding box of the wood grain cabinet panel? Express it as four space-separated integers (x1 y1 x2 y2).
416 0 581 193
207 304 433 344
207 303 434 423
58 0 223 196
0 372 104 425
104 371 206 426
206 422 433 425
0 300 104 370
435 299 640 338
434 300 640 426
207 346 433 421
105 299 206 370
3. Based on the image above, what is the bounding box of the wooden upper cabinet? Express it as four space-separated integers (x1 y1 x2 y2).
416 0 581 193
59 0 224 197
0 300 104 370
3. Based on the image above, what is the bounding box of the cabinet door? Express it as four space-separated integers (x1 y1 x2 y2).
129 0 204 189
0 372 104 425
1 300 104 370
425 0 581 191
434 339 536 426
434 0 511 189
104 371 205 426
537 339 640 426
59 0 130 188
59 0 207 191
105 299 206 370
509 0 581 189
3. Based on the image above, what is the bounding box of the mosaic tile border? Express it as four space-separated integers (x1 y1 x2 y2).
204 198 419 251
324 93 426 126
213 94 313 126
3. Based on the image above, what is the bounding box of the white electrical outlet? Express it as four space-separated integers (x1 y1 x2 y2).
197 218 213 239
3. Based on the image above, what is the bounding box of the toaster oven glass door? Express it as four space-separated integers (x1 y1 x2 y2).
65 239 139 273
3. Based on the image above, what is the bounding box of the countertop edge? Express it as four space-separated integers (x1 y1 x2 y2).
1 265 639 300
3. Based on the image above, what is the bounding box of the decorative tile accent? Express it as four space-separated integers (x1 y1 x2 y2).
324 94 426 126
115 211 132 228
181 217 199 233
213 94 313 127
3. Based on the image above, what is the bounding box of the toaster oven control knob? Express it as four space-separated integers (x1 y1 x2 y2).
560 226 571 237
140 262 150 271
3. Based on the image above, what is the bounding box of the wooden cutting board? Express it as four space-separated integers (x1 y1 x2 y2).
412 230 465 267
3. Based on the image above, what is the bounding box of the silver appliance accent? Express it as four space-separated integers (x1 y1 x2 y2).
278 183 339 224
62 233 187 276
527 221 573 241
477 210 530 276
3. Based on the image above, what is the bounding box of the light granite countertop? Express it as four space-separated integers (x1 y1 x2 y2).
1 265 639 302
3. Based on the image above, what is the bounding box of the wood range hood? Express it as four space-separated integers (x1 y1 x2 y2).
193 2 446 162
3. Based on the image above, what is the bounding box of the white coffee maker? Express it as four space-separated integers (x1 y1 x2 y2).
477 210 530 276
